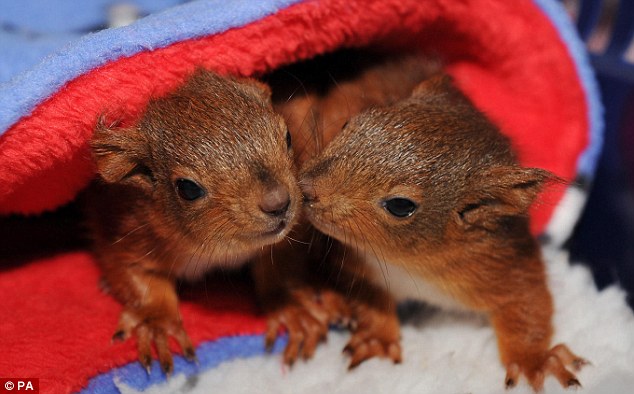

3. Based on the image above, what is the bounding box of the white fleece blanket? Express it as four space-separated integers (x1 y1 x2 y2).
117 249 634 394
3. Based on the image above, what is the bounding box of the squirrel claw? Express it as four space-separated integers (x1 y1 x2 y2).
567 378 582 388
183 347 198 363
265 288 351 365
111 329 126 343
140 354 153 375
115 306 193 376
344 303 401 369
504 344 586 391
162 362 173 377
342 344 353 356
572 358 590 371
345 337 402 369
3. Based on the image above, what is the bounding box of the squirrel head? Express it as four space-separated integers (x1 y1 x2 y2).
91 69 300 255
299 75 554 261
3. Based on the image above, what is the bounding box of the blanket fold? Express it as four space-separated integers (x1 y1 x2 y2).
0 1 602 392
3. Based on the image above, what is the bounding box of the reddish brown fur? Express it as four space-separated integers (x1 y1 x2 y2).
299 74 586 390
267 49 440 166
251 219 352 364
85 69 308 374
257 50 440 364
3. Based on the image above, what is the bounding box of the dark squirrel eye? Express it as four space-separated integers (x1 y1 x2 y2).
175 179 205 201
383 197 417 218
285 128 292 149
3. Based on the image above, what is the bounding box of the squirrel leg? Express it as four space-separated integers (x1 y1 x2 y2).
252 238 351 366
489 287 586 391
329 248 402 368
345 291 402 369
105 264 195 375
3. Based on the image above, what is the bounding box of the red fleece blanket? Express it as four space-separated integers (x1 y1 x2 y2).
0 1 600 392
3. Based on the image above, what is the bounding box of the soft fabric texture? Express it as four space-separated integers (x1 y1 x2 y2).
0 252 266 393
0 0 189 82
0 0 609 393
105 251 634 394
0 0 599 229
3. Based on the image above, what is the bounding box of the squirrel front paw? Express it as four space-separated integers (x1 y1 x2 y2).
265 287 351 365
112 306 196 375
344 303 402 369
504 343 588 391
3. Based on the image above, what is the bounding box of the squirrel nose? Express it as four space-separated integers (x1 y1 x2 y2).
259 184 291 216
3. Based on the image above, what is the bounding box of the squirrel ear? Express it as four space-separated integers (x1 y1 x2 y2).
188 68 272 104
411 74 455 98
240 78 272 104
236 78 272 104
456 167 556 231
91 117 151 185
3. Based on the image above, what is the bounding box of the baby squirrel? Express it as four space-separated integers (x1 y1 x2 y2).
257 50 439 364
299 74 587 390
86 69 304 374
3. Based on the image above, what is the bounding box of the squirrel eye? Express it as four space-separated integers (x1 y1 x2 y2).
285 128 292 149
383 197 417 218
175 179 205 201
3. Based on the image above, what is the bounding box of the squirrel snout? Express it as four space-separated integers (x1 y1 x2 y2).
259 184 291 217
